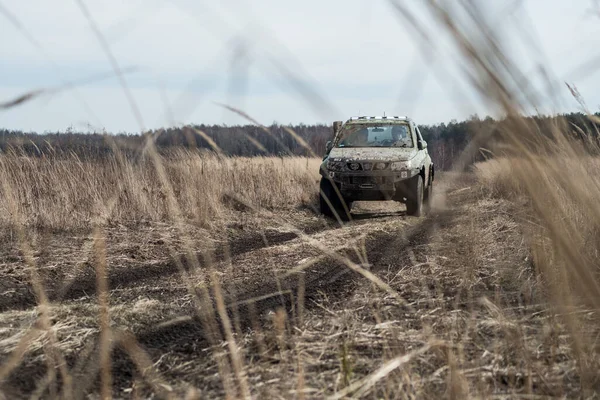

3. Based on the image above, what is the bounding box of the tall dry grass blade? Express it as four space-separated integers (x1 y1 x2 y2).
0 2 43 50
217 103 298 155
64 335 100 400
186 126 224 155
92 227 112 400
163 247 238 399
0 90 43 109
281 126 319 158
114 331 174 399
0 328 43 382
296 348 306 400
297 272 305 327
75 0 145 130
446 349 469 400
211 274 252 399
0 68 138 110
328 343 436 399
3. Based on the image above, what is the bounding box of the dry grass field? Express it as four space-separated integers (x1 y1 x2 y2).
0 151 321 230
0 147 599 399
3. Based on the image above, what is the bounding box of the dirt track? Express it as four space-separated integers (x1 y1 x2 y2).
1 198 456 397
137 205 451 342
123 204 456 398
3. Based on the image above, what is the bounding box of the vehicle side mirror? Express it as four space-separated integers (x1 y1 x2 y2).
418 140 427 150
326 140 333 153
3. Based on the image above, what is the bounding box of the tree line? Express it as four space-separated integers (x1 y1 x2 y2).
1 112 598 170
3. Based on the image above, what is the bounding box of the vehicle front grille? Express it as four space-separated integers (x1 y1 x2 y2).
342 176 390 185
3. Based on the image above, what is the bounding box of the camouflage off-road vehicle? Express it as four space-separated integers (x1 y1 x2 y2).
319 116 434 220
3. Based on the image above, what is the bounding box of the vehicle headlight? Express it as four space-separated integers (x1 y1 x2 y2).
374 162 388 170
327 160 344 171
390 161 410 171
348 162 361 171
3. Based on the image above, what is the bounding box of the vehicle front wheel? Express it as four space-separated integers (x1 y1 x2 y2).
423 177 433 213
319 178 351 221
405 175 424 217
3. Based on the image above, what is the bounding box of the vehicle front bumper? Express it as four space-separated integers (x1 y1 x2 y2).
323 169 419 200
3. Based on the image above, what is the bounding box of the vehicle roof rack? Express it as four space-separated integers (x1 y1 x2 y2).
349 116 408 120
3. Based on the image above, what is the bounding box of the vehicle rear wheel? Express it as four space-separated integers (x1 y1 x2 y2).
319 178 351 221
405 175 424 217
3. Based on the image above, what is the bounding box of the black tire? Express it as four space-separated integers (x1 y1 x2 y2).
405 175 424 217
319 178 351 221
423 177 433 213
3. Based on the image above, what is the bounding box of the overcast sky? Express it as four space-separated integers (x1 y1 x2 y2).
1 0 600 133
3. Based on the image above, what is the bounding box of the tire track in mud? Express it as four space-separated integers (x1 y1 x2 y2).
56 221 336 303
133 209 456 351
0 220 336 313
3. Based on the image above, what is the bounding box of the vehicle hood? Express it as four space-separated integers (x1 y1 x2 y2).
328 147 417 161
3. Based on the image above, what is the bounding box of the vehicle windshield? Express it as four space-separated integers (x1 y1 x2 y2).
336 123 413 148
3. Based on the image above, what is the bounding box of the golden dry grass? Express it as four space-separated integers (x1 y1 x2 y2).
473 155 600 394
474 155 600 310
0 151 321 230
